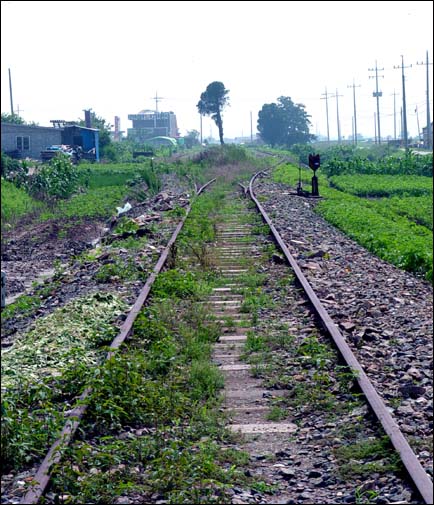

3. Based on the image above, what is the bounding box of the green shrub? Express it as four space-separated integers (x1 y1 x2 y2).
30 153 80 200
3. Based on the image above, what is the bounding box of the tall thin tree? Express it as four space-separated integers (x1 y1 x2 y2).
197 82 230 145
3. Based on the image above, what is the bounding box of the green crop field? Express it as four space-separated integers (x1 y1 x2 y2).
274 164 433 281
328 174 433 198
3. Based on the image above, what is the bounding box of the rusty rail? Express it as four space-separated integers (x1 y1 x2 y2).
237 182 248 197
21 178 216 504
248 171 433 505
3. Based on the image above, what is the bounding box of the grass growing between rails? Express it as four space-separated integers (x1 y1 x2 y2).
273 164 433 281
45 184 255 503
238 231 404 491
194 144 268 184
334 436 401 479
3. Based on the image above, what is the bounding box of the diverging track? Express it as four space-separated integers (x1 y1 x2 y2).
12 175 432 504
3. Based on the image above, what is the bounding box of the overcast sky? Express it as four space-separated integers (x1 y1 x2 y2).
1 1 433 141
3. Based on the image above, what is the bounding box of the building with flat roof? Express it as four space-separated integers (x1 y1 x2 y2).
127 109 179 142
1 122 99 161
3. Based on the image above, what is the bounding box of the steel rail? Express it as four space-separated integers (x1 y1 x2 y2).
248 171 433 504
21 178 216 504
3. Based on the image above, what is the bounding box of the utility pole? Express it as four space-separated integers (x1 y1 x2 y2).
320 88 330 143
152 91 164 113
394 55 412 150
415 105 421 143
368 61 384 144
151 91 164 129
330 89 343 144
416 50 432 150
200 114 203 145
374 112 377 143
15 105 24 116
391 90 399 142
8 68 14 115
250 111 253 143
351 116 354 144
400 107 403 142
347 79 361 145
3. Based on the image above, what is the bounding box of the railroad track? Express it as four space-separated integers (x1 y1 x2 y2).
4 170 432 504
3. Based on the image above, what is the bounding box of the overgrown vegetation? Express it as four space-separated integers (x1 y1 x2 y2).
44 185 257 503
273 162 433 281
334 436 402 478
1 293 126 471
1 179 43 227
289 144 433 177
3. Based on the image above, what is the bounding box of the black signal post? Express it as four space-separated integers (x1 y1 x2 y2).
308 154 320 197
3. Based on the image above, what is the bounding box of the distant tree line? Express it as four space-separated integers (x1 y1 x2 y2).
195 82 315 148
1 112 39 126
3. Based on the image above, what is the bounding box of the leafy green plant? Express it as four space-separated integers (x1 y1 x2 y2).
329 174 432 198
30 153 80 200
1 293 126 471
189 360 224 401
355 486 380 504
244 331 266 352
112 216 140 235
94 258 143 283
0 294 41 322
